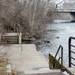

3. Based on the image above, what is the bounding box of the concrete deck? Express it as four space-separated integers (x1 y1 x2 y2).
65 67 75 75
0 44 65 75
7 44 48 71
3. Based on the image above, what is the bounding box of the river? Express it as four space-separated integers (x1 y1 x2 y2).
39 22 75 66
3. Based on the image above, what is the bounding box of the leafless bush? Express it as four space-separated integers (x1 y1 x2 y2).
0 0 56 39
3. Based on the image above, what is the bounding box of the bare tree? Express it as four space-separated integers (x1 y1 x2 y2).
0 0 56 39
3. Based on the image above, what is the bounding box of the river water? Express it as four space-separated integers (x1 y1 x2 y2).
39 22 75 66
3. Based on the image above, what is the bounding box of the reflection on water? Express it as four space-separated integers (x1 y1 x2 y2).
40 22 75 66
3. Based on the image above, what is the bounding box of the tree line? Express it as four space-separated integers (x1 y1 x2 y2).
0 0 56 39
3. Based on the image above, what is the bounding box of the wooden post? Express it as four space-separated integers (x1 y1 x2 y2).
19 32 22 44
18 32 22 54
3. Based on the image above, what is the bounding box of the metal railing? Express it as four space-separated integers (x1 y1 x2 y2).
69 37 75 67
55 45 63 67
49 45 63 69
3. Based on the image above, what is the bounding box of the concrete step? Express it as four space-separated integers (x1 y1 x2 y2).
66 67 75 75
20 68 66 75
17 72 65 75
